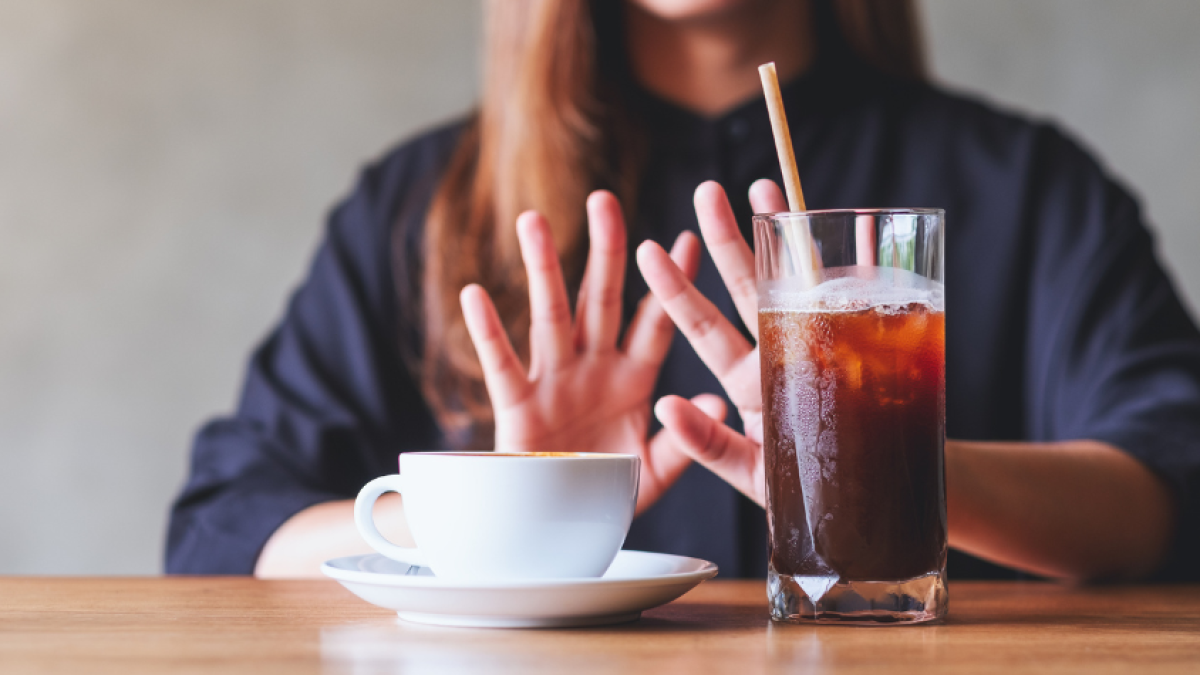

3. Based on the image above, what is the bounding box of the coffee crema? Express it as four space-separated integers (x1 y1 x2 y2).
436 452 599 458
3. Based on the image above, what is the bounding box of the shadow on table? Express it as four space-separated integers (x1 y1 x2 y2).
319 605 766 675
599 601 768 633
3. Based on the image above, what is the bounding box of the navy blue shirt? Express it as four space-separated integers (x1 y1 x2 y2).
167 62 1200 579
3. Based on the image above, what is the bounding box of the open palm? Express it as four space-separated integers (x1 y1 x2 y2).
460 191 725 514
634 179 792 507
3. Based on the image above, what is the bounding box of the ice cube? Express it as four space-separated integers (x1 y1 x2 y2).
796 574 840 603
761 265 944 313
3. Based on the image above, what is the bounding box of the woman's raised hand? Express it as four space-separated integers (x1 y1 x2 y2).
634 179 788 506
459 190 726 514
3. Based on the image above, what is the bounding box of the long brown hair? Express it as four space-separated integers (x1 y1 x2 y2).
418 0 927 441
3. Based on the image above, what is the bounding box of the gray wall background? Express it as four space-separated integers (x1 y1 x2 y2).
0 1 1196 574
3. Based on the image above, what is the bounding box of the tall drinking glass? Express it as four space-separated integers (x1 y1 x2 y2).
754 209 947 625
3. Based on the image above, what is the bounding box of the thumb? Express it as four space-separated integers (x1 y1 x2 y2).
689 393 727 422
654 394 765 506
635 394 727 515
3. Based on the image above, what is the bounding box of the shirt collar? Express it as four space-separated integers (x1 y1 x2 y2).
626 55 882 153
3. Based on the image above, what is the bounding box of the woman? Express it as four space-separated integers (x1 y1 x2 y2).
167 0 1200 580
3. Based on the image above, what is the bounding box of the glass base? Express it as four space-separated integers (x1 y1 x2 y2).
768 568 947 625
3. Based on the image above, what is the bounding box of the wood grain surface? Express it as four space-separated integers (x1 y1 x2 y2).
1 578 1198 674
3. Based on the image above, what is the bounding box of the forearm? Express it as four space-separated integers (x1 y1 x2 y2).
254 493 413 578
946 439 1174 582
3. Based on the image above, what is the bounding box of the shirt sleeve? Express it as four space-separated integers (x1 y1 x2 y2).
165 131 455 574
1022 126 1200 580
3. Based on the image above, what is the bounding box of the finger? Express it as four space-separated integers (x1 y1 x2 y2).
689 393 728 426
637 393 728 515
749 178 789 214
694 181 759 338
855 213 877 266
622 231 701 366
517 211 574 372
655 395 764 505
460 284 530 409
576 191 628 353
635 240 762 411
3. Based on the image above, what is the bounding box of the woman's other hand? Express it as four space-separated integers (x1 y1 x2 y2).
460 190 725 514
635 179 788 506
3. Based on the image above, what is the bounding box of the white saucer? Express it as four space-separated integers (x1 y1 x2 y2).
322 549 718 628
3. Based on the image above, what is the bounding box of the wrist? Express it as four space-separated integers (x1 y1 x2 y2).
943 439 982 546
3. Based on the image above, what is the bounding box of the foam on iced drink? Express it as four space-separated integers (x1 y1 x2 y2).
759 266 944 314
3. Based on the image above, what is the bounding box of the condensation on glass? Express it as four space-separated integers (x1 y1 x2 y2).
754 209 947 625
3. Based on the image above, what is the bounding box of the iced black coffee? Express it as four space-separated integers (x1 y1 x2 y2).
754 210 947 624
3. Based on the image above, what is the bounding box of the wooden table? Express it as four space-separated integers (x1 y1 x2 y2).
2 578 1199 674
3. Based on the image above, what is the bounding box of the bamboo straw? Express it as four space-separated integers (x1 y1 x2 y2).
758 62 806 211
759 62 822 288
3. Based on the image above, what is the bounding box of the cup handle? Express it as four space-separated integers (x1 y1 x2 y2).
353 475 428 567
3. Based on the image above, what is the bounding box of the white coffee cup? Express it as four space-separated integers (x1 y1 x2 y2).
354 452 640 582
